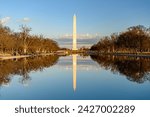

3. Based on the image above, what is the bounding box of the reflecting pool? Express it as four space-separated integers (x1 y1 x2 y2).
0 54 150 100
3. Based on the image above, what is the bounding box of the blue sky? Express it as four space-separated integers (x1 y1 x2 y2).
0 0 150 47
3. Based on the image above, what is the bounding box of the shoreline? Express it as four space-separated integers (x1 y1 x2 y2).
113 53 150 57
0 53 54 60
88 51 150 57
0 55 31 60
1 52 150 60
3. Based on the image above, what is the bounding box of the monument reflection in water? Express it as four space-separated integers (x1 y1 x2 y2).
73 54 77 91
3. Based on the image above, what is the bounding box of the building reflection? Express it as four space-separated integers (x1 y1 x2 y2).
73 54 77 91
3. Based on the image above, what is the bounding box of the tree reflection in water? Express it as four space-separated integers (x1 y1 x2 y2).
91 55 150 83
1 54 150 87
0 55 59 86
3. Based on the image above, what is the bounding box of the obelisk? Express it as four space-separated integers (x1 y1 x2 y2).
73 14 77 50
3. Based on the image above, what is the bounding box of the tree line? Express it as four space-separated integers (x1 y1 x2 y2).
91 25 150 53
0 24 59 55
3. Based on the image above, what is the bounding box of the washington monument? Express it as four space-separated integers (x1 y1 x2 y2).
73 14 77 50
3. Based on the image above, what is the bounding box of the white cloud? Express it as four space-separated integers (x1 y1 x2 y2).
57 36 100 49
0 17 11 25
60 33 100 39
22 17 30 22
17 17 31 23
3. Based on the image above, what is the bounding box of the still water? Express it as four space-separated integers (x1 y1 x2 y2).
0 54 150 100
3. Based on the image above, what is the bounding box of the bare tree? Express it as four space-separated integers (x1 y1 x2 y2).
20 25 31 54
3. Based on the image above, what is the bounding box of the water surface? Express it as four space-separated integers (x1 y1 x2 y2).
0 54 150 100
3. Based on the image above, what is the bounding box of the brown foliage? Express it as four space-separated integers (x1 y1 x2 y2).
91 55 150 83
0 55 59 85
0 25 59 55
91 25 150 53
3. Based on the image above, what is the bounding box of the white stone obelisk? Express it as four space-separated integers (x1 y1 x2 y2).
73 14 77 50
